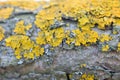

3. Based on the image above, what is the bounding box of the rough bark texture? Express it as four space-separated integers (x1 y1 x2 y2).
0 6 120 80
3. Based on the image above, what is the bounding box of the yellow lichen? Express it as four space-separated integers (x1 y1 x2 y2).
50 28 65 47
0 0 47 11
14 20 32 35
66 37 74 45
112 30 118 35
3 0 120 60
71 29 99 46
117 42 120 51
99 34 112 42
80 64 86 68
35 6 61 30
0 7 13 20
102 45 109 52
78 16 90 27
0 26 5 41
36 31 47 45
33 0 120 49
36 27 65 47
80 73 94 80
5 35 44 59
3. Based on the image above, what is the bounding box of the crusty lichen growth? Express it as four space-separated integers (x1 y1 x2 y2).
99 34 112 43
80 64 86 68
102 45 109 52
14 20 32 35
35 0 120 48
5 35 44 59
0 0 47 11
72 29 99 46
117 42 120 51
35 4 61 30
0 26 5 41
36 27 65 47
50 0 120 29
80 73 95 80
2 0 120 60
5 20 43 60
0 7 13 20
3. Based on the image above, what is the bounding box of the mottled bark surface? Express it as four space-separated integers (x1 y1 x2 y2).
1 45 120 80
0 4 120 80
